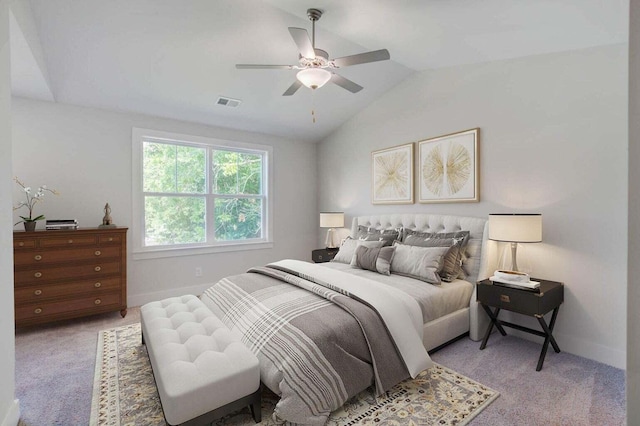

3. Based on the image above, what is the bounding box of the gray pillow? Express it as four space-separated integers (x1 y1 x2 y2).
332 238 385 264
350 245 396 275
402 230 470 282
390 242 449 285
355 225 400 247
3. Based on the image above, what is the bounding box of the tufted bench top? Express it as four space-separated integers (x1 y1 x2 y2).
141 295 260 425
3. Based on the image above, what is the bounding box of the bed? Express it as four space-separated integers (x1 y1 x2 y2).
200 213 493 425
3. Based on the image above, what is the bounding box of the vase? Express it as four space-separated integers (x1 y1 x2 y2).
24 221 37 232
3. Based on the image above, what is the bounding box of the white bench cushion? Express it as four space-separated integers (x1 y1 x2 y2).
141 295 260 425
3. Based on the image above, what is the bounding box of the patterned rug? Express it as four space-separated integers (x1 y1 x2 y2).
90 323 498 425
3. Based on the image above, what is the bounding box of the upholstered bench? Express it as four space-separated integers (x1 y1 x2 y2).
140 295 261 426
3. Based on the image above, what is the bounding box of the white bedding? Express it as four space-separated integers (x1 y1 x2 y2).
321 262 474 325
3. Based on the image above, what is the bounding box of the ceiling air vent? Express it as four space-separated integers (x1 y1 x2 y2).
216 96 241 108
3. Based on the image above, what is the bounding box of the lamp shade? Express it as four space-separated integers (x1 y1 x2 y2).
488 214 542 243
297 68 331 90
319 212 344 228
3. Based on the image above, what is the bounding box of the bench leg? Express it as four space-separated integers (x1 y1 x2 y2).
249 386 262 423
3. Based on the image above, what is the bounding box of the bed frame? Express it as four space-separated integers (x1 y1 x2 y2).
351 213 497 351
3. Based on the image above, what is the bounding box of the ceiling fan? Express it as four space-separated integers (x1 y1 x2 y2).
236 8 390 96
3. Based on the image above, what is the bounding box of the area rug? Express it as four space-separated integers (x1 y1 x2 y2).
90 323 498 426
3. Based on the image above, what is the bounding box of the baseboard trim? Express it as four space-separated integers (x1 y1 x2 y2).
0 399 20 426
509 329 626 370
127 283 213 307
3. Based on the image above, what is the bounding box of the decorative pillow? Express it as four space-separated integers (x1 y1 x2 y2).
402 230 470 282
332 237 385 264
350 245 396 275
390 242 450 285
355 225 400 247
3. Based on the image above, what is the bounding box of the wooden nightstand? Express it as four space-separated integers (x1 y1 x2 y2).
312 248 339 263
477 278 564 371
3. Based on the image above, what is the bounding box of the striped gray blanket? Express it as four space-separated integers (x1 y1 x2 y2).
201 260 421 425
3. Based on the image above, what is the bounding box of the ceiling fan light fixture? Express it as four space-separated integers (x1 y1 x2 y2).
296 68 331 90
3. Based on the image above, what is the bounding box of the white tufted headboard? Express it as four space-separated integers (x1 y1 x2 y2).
351 213 494 341
351 213 490 285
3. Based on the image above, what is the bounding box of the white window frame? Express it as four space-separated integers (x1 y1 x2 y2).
132 128 273 260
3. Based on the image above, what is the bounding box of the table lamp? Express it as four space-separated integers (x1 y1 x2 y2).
320 212 344 248
488 213 542 272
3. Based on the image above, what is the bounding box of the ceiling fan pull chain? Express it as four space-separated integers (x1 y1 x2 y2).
311 90 316 123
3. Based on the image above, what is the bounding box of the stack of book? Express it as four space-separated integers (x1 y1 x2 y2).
45 219 78 230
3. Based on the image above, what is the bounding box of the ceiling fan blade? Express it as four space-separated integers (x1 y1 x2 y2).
236 64 294 70
332 49 390 68
288 27 316 59
283 80 303 96
330 73 363 93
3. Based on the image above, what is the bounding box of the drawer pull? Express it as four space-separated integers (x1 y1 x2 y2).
18 242 24 247
108 237 113 241
34 272 42 278
94 266 102 272
68 239 73 244
34 255 42 261
500 295 511 303
34 308 42 314
34 289 42 296
94 299 102 305
95 250 101 256
94 282 102 288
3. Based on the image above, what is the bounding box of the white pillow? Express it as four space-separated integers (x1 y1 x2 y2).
332 238 385 264
390 242 449 285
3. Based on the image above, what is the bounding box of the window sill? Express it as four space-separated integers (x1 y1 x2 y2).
132 241 274 260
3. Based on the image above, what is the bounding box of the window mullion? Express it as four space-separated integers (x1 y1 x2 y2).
206 147 215 243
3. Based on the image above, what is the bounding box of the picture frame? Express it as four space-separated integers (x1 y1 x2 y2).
371 142 414 204
418 128 479 203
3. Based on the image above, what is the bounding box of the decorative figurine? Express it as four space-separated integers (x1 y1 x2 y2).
99 203 116 228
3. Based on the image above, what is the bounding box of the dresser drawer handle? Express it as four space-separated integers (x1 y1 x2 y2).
94 282 102 288
34 308 42 314
94 299 102 305
500 295 511 303
18 242 24 247
34 255 42 261
108 237 113 241
34 289 42 296
94 250 101 256
34 272 42 278
94 266 101 272
68 239 73 244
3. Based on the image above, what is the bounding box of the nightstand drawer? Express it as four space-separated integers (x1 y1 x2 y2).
477 280 564 316
312 248 339 263
478 285 539 315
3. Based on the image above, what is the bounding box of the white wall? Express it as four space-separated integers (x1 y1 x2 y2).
0 1 19 425
11 98 318 306
317 44 628 368
628 0 639 419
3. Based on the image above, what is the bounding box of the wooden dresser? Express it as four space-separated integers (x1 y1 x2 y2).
13 227 127 327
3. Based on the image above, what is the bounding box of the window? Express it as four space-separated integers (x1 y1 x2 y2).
132 128 272 258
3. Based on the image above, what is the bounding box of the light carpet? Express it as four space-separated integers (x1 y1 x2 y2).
90 323 499 425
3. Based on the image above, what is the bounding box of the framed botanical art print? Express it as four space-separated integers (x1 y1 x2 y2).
418 128 479 203
371 142 414 204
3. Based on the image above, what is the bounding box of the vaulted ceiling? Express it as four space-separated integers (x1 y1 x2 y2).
10 0 629 143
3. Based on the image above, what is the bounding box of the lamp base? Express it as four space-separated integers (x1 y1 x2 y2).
325 228 337 249
496 242 532 274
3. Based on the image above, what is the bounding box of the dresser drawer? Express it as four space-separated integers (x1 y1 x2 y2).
14 246 121 266
15 292 121 323
99 233 123 244
15 277 122 304
15 262 121 285
38 234 97 248
14 238 37 249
